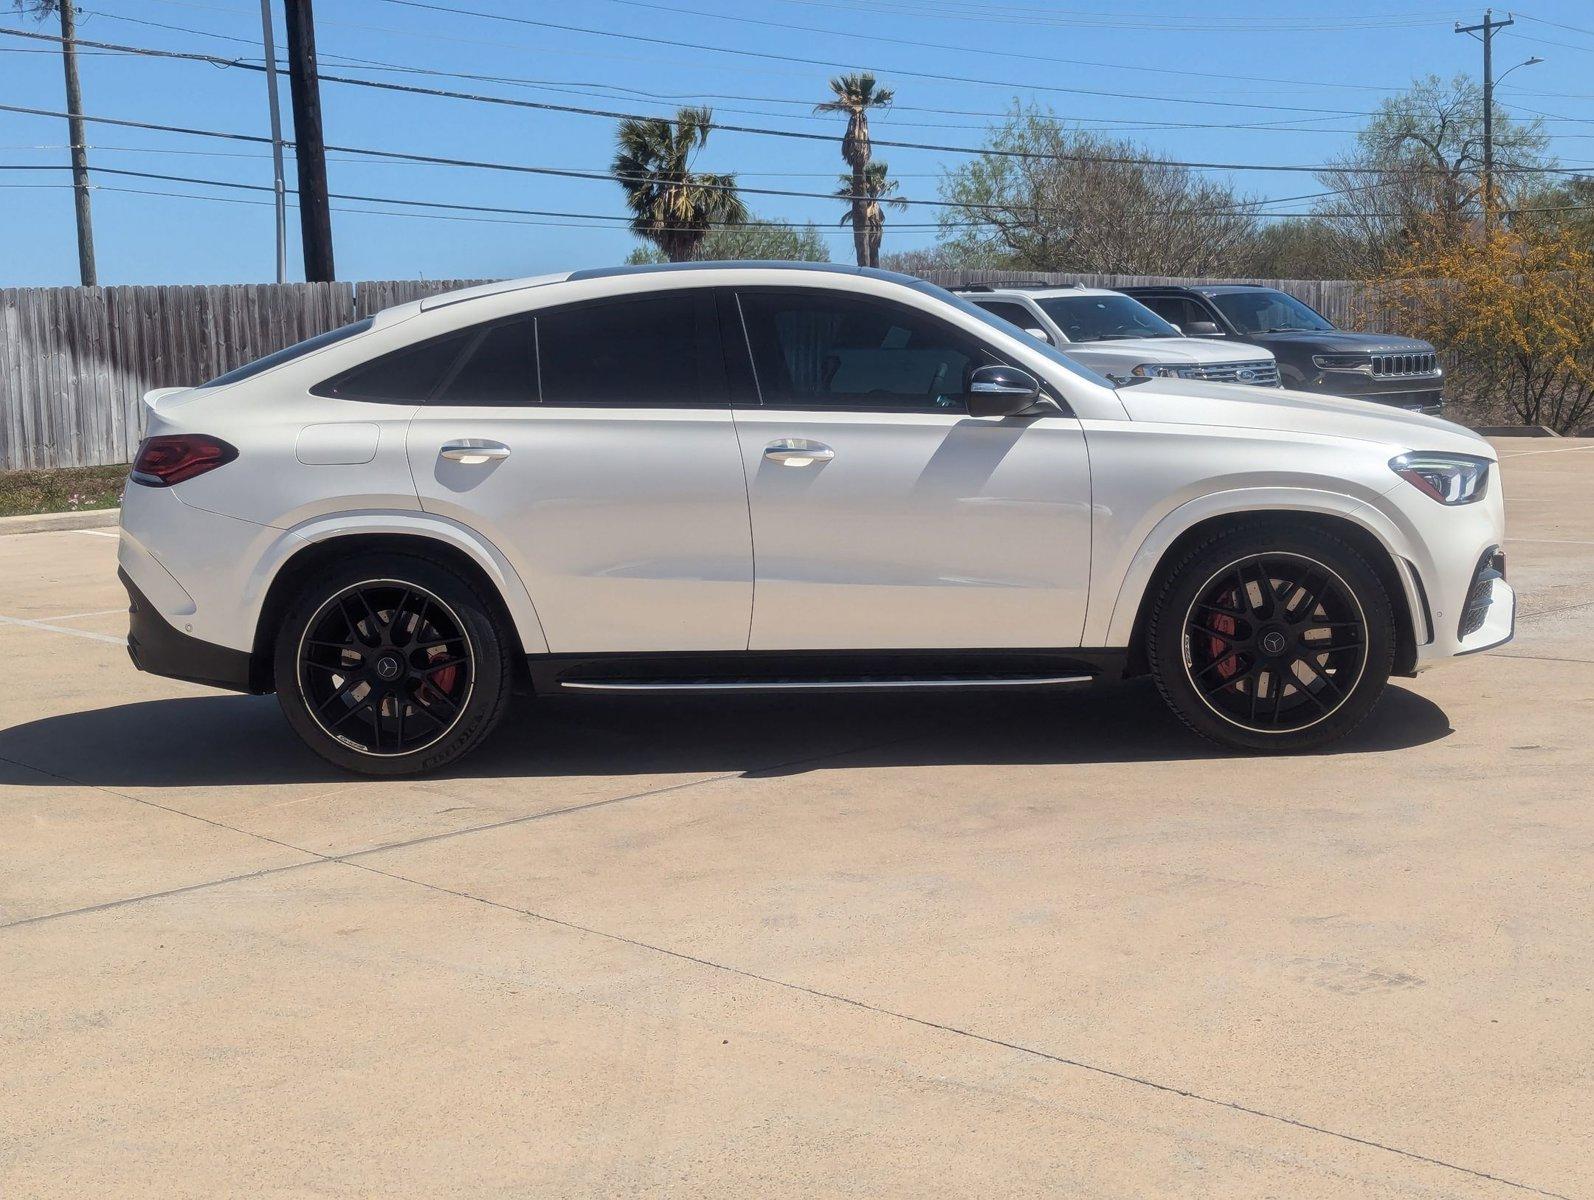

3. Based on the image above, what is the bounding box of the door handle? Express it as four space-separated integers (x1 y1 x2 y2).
440 441 511 464
764 439 834 465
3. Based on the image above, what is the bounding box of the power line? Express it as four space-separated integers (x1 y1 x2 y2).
10 162 1592 225
581 0 1417 96
48 10 1382 137
367 0 1378 117
0 114 1349 219
10 28 1594 179
767 0 1462 34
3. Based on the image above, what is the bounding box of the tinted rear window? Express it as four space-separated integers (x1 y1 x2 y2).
201 319 372 388
436 317 537 406
538 294 699 405
313 330 472 402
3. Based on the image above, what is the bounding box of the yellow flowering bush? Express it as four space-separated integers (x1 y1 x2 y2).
1372 219 1594 433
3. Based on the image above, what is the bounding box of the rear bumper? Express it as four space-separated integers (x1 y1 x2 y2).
122 568 258 693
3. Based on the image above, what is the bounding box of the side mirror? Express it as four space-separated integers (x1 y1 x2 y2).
1186 320 1223 337
1021 325 1054 345
966 365 1041 417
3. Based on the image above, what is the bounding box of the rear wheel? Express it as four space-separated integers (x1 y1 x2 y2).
273 553 513 775
1147 525 1395 752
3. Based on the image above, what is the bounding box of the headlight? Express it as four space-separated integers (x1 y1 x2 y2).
1313 353 1371 371
1389 452 1491 505
1130 363 1199 379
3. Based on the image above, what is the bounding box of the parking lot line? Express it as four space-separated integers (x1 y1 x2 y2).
0 613 123 644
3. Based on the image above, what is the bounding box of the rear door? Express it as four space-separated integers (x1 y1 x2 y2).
406 289 753 653
726 287 1092 651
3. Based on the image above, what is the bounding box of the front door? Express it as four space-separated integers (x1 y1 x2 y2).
727 288 1092 651
407 290 753 653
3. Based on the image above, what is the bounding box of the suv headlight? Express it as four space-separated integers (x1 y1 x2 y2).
1390 452 1491 505
1313 353 1371 371
1130 363 1199 379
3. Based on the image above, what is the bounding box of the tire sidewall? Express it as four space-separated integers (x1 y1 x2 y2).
1148 527 1396 752
273 554 509 775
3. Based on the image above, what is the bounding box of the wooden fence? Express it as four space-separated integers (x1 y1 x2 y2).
0 279 485 471
1 272 1370 471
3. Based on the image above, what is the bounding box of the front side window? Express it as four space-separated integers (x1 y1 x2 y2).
1209 289 1335 335
738 291 980 410
1036 295 1179 343
537 293 700 405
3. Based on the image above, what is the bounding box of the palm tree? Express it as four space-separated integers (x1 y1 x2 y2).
612 106 748 262
815 73 895 267
835 162 906 268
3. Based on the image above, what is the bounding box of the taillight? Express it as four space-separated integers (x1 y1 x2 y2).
130 434 238 487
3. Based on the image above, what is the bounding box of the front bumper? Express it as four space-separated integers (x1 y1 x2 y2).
1307 372 1444 414
1455 548 1515 655
122 569 257 693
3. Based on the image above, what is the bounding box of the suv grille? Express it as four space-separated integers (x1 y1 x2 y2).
1191 360 1279 386
1372 351 1438 378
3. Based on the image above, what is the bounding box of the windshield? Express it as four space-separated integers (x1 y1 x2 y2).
1036 294 1179 343
907 280 1116 389
1208 290 1334 335
199 319 373 388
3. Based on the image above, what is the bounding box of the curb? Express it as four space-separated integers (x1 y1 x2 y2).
0 508 120 537
1474 425 1560 437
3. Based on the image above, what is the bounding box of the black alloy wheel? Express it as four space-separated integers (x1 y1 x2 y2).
1182 553 1368 733
1147 525 1395 753
298 580 474 755
275 552 514 775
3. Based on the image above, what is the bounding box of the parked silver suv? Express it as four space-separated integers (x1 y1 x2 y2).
955 284 1280 386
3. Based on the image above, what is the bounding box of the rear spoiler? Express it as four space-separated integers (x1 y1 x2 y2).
141 386 192 417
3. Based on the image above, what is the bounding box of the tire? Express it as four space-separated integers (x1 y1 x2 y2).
273 552 514 775
1146 524 1395 753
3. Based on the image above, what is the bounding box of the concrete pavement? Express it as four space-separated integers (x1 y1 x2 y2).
3 443 1592 1198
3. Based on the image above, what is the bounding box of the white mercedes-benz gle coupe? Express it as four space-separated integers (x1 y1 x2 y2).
119 263 1514 774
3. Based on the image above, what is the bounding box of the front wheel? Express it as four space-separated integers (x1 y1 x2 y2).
1146 526 1395 752
273 553 514 775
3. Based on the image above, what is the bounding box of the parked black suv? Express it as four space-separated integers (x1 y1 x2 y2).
1121 284 1443 414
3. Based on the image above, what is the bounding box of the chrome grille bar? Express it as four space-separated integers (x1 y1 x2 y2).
1189 360 1280 386
1372 351 1438 378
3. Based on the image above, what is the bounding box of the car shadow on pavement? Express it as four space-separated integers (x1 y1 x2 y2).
0 678 1452 789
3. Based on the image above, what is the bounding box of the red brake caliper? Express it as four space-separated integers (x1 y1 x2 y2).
1211 589 1240 681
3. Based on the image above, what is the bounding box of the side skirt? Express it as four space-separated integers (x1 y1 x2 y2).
526 648 1128 696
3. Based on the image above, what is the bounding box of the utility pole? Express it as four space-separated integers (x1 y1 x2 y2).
259 0 288 284
56 0 96 285
283 0 335 281
1455 9 1513 232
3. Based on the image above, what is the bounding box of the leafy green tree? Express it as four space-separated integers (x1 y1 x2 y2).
1238 218 1349 280
612 107 748 262
626 219 830 264
815 73 895 267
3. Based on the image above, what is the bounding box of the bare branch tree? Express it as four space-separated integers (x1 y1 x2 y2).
936 104 1259 275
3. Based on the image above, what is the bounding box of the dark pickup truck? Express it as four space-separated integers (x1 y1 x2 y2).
1121 284 1443 414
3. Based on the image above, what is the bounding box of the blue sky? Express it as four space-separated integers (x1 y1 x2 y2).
3 0 1593 286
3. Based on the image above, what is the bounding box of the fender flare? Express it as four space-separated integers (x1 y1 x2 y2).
1097 486 1426 650
243 511 550 654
